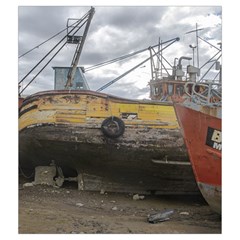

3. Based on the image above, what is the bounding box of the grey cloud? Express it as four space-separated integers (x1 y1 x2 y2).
18 6 222 98
94 6 167 30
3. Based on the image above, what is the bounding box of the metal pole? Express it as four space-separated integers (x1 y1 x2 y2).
196 23 199 68
160 39 163 76
189 45 196 67
149 48 154 80
193 48 195 66
157 37 160 71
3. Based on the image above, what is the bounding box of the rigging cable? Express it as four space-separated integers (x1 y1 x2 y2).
19 42 67 95
150 47 172 76
198 36 221 51
18 9 91 59
85 48 150 72
200 54 221 82
18 28 68 59
96 37 179 92
19 15 89 87
85 38 179 72
200 50 221 70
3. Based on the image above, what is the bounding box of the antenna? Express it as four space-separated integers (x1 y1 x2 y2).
185 23 204 69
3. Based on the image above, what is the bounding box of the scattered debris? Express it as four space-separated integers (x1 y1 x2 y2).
23 182 34 188
180 211 190 215
112 206 118 211
147 209 174 224
100 189 105 195
133 194 145 200
76 203 84 207
51 190 60 194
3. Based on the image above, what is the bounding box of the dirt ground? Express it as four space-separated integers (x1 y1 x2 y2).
19 178 221 234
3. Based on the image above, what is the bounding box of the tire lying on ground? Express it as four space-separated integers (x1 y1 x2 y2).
101 116 125 138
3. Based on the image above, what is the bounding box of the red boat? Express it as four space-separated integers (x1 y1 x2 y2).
174 82 221 214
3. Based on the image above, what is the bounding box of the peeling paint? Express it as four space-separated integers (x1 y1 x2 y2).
19 90 199 194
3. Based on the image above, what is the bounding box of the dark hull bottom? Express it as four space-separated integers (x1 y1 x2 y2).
19 124 199 194
198 182 221 214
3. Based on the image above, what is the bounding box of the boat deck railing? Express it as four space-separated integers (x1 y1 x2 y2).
184 82 222 107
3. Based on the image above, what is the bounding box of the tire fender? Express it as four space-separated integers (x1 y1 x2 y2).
101 116 125 138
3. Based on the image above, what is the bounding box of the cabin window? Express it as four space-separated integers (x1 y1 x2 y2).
176 84 184 96
158 85 163 94
76 82 84 89
167 84 174 96
121 112 138 119
153 85 163 96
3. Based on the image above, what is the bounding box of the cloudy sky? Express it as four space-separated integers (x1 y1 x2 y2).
2 2 240 238
18 5 222 99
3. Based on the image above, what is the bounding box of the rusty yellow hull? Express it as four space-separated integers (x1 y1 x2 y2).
19 90 179 131
19 90 199 194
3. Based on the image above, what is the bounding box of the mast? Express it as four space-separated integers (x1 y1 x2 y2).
185 24 204 81
65 7 95 88
196 23 200 69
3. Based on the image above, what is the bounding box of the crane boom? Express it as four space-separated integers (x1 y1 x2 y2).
65 7 95 88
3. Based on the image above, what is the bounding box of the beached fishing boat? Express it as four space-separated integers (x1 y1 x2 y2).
19 88 199 194
18 7 202 194
19 52 201 194
174 82 221 213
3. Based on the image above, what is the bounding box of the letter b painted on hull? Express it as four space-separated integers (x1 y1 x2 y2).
206 127 222 151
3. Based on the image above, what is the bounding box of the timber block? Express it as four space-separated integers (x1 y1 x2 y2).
34 166 56 186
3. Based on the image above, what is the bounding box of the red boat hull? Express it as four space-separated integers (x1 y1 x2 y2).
174 103 221 213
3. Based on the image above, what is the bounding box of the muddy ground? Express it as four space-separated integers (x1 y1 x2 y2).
19 177 221 234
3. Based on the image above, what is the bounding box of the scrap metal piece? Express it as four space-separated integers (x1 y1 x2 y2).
147 209 174 224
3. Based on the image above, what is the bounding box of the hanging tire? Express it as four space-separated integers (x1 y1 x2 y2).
101 116 125 138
